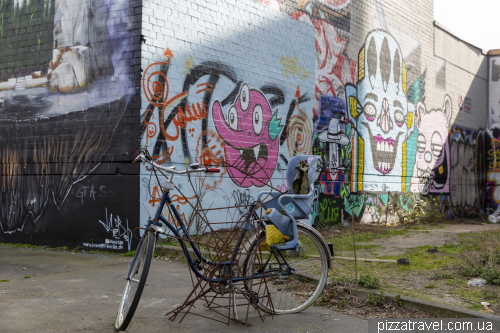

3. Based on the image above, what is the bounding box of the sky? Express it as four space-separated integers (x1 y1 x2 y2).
434 0 500 51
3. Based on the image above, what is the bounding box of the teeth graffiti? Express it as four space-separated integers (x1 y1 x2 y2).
253 145 260 161
368 130 403 175
377 162 392 171
376 141 394 152
239 149 243 156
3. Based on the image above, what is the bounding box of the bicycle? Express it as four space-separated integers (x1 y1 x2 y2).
115 149 332 331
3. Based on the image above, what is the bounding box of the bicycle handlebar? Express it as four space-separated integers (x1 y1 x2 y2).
136 153 220 174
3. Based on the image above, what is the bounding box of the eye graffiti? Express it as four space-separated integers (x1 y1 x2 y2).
417 134 426 154
364 103 376 121
393 49 401 94
228 106 238 130
253 105 263 135
431 132 443 158
212 83 284 187
380 38 391 92
394 109 405 127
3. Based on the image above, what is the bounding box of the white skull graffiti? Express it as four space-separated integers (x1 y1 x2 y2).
347 30 415 192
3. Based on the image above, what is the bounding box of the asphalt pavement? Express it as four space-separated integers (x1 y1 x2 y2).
0 245 367 332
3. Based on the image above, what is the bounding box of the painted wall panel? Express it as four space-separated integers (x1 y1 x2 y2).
0 0 141 250
139 0 315 228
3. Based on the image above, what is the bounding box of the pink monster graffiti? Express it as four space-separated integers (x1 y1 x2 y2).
212 84 283 187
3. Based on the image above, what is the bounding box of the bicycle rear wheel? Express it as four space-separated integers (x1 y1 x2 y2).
243 223 328 314
115 230 155 331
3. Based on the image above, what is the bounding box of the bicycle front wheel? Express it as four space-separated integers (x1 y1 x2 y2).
243 223 328 314
115 230 155 331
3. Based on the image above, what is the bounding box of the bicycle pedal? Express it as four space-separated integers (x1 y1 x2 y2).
124 276 148 285
194 258 203 271
249 291 259 305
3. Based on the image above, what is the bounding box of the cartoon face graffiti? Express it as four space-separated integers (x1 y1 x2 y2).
212 84 283 187
318 0 353 11
489 59 500 129
346 30 415 192
410 96 451 194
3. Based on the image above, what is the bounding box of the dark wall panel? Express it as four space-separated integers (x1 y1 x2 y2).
0 0 142 252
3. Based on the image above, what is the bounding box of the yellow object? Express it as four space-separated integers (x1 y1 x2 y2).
265 225 288 247
265 208 272 215
349 96 359 118
260 240 271 251
407 112 413 129
402 62 407 94
358 47 365 81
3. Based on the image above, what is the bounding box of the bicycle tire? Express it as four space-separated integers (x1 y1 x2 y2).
242 223 328 314
115 230 155 331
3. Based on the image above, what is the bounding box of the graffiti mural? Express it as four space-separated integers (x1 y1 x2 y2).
489 58 500 130
213 84 284 187
487 134 500 221
410 95 452 195
0 0 491 251
0 0 139 249
291 0 354 35
346 30 415 193
139 0 316 227
136 0 487 228
448 127 479 215
487 56 500 222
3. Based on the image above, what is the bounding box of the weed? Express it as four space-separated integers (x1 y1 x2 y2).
73 246 84 253
0 279 9 282
431 272 456 280
24 276 30 279
482 289 499 300
394 294 404 307
386 192 445 225
481 268 500 285
376 291 385 304
359 275 380 289
331 276 355 286
123 251 135 257
87 250 116 255
338 297 348 308
367 291 385 305
317 294 328 305
6 243 46 250
456 231 500 285
424 284 436 288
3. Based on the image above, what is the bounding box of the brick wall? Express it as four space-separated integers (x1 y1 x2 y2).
1 0 492 251
138 0 491 229
486 53 500 222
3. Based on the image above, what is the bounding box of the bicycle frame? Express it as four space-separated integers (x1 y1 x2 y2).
128 180 287 284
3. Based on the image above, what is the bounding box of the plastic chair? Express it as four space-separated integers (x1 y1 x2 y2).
257 155 320 250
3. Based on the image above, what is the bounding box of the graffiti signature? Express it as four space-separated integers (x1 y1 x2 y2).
98 208 132 251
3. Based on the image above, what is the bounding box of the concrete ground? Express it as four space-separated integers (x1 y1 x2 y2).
0 245 367 333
